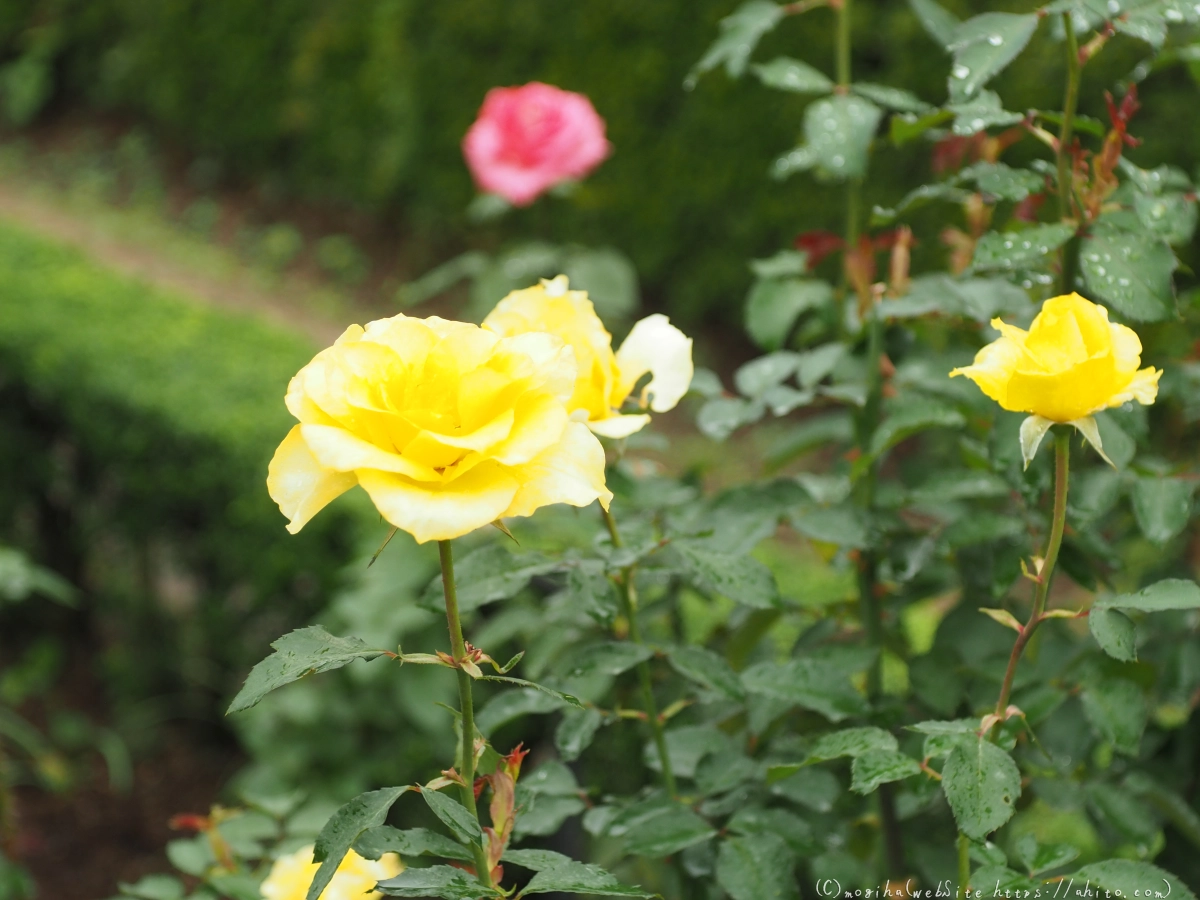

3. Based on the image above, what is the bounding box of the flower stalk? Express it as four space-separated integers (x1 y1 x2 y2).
1056 12 1082 294
438 540 495 889
991 430 1070 735
602 506 677 798
957 832 971 893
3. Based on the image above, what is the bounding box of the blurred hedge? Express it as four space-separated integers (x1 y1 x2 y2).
0 221 363 717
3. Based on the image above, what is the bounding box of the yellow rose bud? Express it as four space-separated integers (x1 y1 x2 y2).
260 845 401 900
483 275 694 438
950 293 1160 423
267 314 613 542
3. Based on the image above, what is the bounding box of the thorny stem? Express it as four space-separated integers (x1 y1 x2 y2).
991 431 1071 736
438 540 494 889
602 506 677 798
1056 13 1082 294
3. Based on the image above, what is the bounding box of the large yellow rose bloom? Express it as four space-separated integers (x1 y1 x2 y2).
267 314 612 543
260 845 400 900
950 293 1160 423
483 276 694 438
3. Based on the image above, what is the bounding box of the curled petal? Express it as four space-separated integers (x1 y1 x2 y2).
1108 366 1161 407
300 423 438 481
615 314 694 412
267 426 357 534
589 413 651 439
357 463 519 544
950 336 1023 409
506 421 613 517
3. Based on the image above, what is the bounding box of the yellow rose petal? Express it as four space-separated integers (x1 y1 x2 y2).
267 425 358 534
615 313 695 413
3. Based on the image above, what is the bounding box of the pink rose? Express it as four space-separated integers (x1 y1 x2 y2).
462 82 611 207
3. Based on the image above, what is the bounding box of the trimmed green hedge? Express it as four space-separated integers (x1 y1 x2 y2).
0 221 364 713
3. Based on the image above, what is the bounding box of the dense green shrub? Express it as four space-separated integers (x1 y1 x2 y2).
4 0 1196 319
0 222 363 716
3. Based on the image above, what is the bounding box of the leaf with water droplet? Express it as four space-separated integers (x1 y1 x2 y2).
751 56 833 94
908 0 961 48
946 90 1024 136
779 94 883 183
971 223 1075 273
947 13 1039 102
1080 221 1176 322
959 162 1046 201
941 737 1021 840
686 0 785 88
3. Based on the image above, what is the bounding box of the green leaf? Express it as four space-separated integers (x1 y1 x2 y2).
476 688 567 734
422 788 482 845
1134 191 1197 246
742 658 870 722
971 223 1076 273
745 278 833 350
514 763 587 838
947 90 1024 136
1132 476 1195 544
1093 412 1136 470
752 57 833 93
565 642 654 677
674 541 780 609
227 626 389 714
377 866 494 900
1071 860 1197 900
567 560 620 627
735 351 801 396
1096 578 1200 613
765 411 854 468
809 727 898 762
608 794 717 858
309 787 408 900
697 396 764 440
715 834 799 900
960 162 1046 201
477 676 584 710
789 503 870 549
727 807 818 856
116 875 186 900
421 544 557 612
556 707 604 761
908 720 978 760
1080 224 1176 322
522 861 654 897
686 0 784 88
1013 833 1079 877
868 399 966 458
878 274 1031 322
890 109 954 146
851 83 932 114
503 849 574 871
563 246 640 322
0 546 76 605
908 0 960 48
751 250 809 279
666 646 747 701
947 13 1039 102
1081 676 1147 755
1089 607 1137 662
850 750 922 794
941 738 1021 840
773 95 883 182
354 826 472 862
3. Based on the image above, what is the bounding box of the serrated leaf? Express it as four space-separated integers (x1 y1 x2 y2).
742 658 869 722
789 503 870 549
564 642 654 678
1014 834 1079 877
851 750 922 794
1071 860 1198 900
910 719 978 760
422 788 482 844
909 0 961 47
568 560 620 627
941 738 1021 840
1096 578 1200 613
687 0 785 87
477 676 584 709
354 825 472 862
851 83 932 113
774 95 883 181
735 351 801 397
947 13 1039 102
1089 607 1137 661
503 848 574 871
745 278 834 350
523 861 654 897
1081 676 1147 755
377 866 495 900
476 688 566 734
868 399 966 457
607 794 716 858
1080 224 1176 322
890 108 955 145
228 626 389 714
971 223 1076 273
716 834 799 900
666 646 746 701
947 89 1025 136
1134 191 1197 246
752 57 833 93
1132 476 1195 544
674 542 779 609
309 787 408 900
807 727 898 763
960 162 1046 201
556 707 604 761
421 544 557 612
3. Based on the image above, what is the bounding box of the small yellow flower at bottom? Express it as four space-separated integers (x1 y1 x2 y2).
260 846 401 900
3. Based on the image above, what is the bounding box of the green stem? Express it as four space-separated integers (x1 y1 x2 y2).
957 832 971 894
835 0 852 88
1056 13 1082 294
602 506 677 798
992 431 1071 730
438 540 494 889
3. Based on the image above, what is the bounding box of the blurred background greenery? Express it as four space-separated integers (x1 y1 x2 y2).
2 0 1200 896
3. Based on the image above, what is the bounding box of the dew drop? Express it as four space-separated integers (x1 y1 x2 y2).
1096 266 1107 276
1118 277 1131 287
831 155 845 167
970 118 985 131
1166 8 1183 20
987 34 1004 46
1003 240 1014 250
952 64 970 80
1107 0 1120 12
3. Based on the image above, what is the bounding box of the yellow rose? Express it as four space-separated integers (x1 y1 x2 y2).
950 293 1160 423
260 845 401 900
267 314 612 543
483 276 694 438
